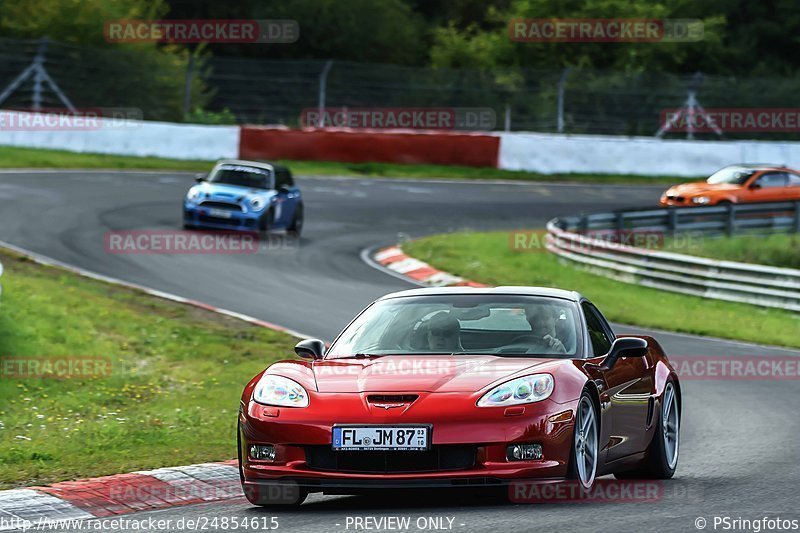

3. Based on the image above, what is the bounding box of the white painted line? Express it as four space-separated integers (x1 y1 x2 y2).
360 246 426 287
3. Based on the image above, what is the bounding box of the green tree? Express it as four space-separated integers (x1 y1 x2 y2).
0 0 207 122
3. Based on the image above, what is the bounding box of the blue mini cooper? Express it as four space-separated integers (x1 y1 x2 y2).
183 160 303 237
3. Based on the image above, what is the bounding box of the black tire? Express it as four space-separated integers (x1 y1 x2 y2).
257 210 272 240
567 390 599 489
287 204 304 238
614 380 679 480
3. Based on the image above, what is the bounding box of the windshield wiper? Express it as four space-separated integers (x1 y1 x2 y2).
345 353 386 359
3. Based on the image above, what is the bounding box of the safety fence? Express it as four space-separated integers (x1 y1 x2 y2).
546 202 800 311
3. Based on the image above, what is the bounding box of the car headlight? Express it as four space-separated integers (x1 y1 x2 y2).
249 197 267 211
691 196 711 204
187 187 204 203
477 374 554 407
253 374 309 408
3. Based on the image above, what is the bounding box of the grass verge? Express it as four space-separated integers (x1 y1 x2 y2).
0 145 690 185
0 248 297 489
403 232 800 349
664 233 800 269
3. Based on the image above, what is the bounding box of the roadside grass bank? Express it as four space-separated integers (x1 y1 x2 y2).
664 233 800 270
403 232 800 349
0 248 297 489
0 145 689 185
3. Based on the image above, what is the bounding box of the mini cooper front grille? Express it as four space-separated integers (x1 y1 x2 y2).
197 215 250 226
305 445 476 474
199 201 244 212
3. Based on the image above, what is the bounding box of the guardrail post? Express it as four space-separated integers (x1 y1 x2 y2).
667 209 678 235
726 203 736 236
794 201 800 233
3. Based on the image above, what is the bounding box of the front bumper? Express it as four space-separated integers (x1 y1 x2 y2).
239 393 577 492
184 204 262 231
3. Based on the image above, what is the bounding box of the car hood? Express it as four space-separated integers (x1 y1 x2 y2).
666 182 740 196
310 355 561 393
196 182 271 200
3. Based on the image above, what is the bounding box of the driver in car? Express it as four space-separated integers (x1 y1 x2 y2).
427 313 464 353
524 305 567 354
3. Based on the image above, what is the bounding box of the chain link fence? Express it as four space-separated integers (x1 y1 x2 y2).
3 37 800 139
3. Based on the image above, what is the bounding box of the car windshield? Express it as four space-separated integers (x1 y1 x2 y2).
327 294 582 359
208 165 271 189
706 167 756 185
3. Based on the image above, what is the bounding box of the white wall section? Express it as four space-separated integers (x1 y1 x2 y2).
498 132 800 177
0 111 239 160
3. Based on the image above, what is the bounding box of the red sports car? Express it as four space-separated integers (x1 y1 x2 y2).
238 287 681 505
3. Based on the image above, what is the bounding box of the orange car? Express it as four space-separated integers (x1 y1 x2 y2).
660 164 800 206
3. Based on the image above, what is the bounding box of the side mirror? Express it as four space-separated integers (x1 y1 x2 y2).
277 185 291 194
294 338 325 359
195 173 206 183
749 182 761 190
602 337 648 370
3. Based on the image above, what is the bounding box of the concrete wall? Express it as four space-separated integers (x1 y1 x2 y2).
498 132 800 177
0 111 239 160
3 109 800 176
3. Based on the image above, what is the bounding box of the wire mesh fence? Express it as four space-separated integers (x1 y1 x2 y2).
2 37 800 139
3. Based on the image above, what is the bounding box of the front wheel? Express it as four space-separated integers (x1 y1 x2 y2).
615 380 679 479
567 391 599 489
287 204 304 238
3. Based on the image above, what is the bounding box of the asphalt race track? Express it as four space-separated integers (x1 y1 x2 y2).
0 170 798 533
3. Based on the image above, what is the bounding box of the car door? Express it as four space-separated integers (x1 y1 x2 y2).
745 172 790 203
581 301 651 462
787 172 800 200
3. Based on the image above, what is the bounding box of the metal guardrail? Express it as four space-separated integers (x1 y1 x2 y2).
546 201 800 312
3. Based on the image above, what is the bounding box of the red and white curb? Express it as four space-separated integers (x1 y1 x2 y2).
0 462 241 530
371 246 487 288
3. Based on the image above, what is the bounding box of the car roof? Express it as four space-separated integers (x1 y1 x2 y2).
721 163 795 172
214 159 289 172
377 286 585 303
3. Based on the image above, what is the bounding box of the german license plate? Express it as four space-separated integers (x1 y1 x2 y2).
332 425 430 451
208 208 232 219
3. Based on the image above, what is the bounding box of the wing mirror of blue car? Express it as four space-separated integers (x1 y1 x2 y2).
278 185 291 194
294 339 326 360
194 173 207 183
601 337 648 370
